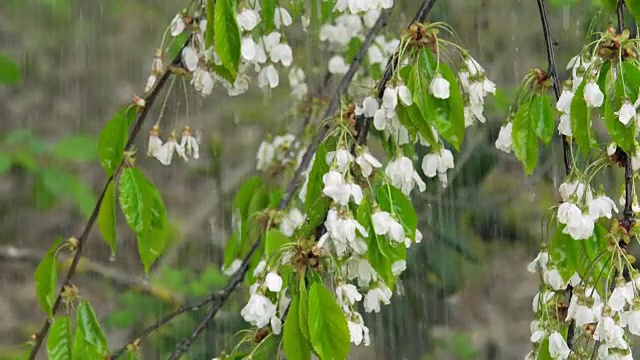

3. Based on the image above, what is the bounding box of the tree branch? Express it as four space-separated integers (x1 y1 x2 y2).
536 0 580 349
0 246 183 305
27 36 192 359
356 0 438 145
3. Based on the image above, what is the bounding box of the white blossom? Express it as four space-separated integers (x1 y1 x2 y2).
241 293 277 328
495 123 513 153
280 208 305 236
364 284 392 313
264 272 283 292
191 67 214 96
355 149 382 177
615 100 637 126
221 259 242 276
323 171 363 206
527 251 549 273
328 55 349 74
180 126 200 159
153 133 188 165
336 283 362 307
588 195 618 221
548 331 570 360
256 141 275 171
558 114 572 136
385 156 426 195
430 74 450 99
326 149 354 172
170 14 185 36
258 64 279 88
147 125 163 157
181 46 199 72
421 148 455 179
584 81 604 108
274 7 292 28
237 9 260 31
372 211 404 242
556 89 574 114
347 312 370 346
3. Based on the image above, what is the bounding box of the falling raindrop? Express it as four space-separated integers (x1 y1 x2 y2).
142 273 149 285
109 254 116 262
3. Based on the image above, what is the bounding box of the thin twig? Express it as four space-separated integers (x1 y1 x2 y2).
537 0 572 176
28 36 192 359
166 9 396 359
0 246 183 305
357 0 438 145
536 0 581 349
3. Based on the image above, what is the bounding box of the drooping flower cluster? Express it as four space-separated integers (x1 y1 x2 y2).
556 179 617 240
147 125 200 165
256 134 300 172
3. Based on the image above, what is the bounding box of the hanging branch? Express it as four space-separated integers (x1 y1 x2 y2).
356 0 438 145
28 37 192 359
535 0 579 349
165 8 403 359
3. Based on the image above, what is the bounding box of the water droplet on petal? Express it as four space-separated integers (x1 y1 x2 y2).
109 255 116 262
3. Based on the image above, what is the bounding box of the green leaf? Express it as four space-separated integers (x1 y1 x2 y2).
604 99 635 153
0 153 11 174
214 0 241 80
410 49 465 149
299 277 311 342
284 296 312 360
261 0 277 33
137 178 168 272
377 185 418 239
532 94 555 144
233 176 264 219
305 143 331 229
205 0 215 48
119 168 168 271
549 225 579 281
265 229 291 258
537 337 552 360
251 333 281 360
119 168 151 234
570 80 592 155
357 198 394 287
511 102 539 175
73 300 107 360
0 53 20 84
34 237 62 316
167 32 190 61
53 135 98 162
627 0 640 24
308 283 350 360
98 181 117 256
98 106 136 176
48 316 72 360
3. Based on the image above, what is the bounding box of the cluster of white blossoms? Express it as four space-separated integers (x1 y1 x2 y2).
147 125 199 166
240 260 290 335
527 249 640 360
319 6 399 79
557 180 617 240
460 56 496 127
256 133 300 172
146 2 306 100
334 0 393 15
312 139 420 345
